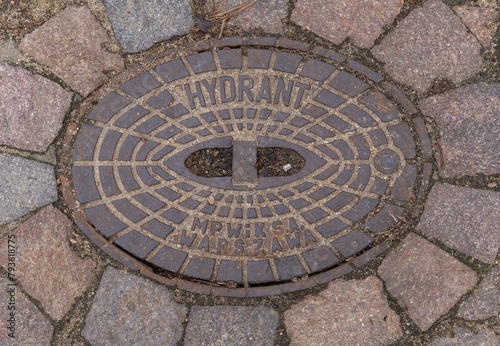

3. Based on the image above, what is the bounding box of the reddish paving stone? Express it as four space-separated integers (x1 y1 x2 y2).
371 0 483 94
0 277 53 345
458 266 500 320
417 183 500 264
82 267 187 346
429 328 500 346
291 0 403 48
420 83 500 177
378 233 477 331
454 6 498 47
0 63 72 152
185 306 279 346
19 5 124 96
212 0 288 34
0 205 94 321
284 276 402 345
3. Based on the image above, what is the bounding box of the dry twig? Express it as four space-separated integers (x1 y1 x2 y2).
436 138 445 169
205 0 259 37
206 0 258 21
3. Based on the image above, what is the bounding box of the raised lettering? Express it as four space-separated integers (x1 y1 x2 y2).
201 78 217 105
184 81 206 109
256 76 271 103
192 217 208 234
235 239 245 254
211 221 222 235
285 232 301 249
274 78 294 106
227 223 242 238
253 239 264 255
294 82 311 109
289 218 300 233
198 235 210 251
238 75 254 102
255 223 266 237
305 230 317 246
180 230 197 247
220 76 236 103
217 238 228 254
272 237 283 252
272 221 284 236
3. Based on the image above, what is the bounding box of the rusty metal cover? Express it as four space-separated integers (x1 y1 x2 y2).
62 37 434 296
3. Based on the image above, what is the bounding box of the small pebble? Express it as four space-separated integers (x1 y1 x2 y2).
207 196 215 204
283 163 292 172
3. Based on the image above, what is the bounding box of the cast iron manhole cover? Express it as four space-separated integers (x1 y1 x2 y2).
62 37 434 296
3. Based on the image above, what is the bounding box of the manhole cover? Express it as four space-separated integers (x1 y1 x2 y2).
62 37 434 296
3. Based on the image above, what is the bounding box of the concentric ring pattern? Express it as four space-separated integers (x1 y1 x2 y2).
70 39 432 287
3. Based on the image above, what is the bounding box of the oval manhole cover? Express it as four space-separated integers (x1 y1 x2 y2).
62 38 434 296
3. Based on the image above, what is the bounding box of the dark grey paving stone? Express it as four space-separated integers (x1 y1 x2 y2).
428 327 500 346
372 0 483 94
417 183 500 264
0 277 53 345
104 0 193 53
185 306 279 346
0 154 57 225
420 83 500 177
378 233 477 331
284 276 402 345
458 266 500 320
82 267 187 346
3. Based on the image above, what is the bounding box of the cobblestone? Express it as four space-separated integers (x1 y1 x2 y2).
0 205 94 320
453 6 498 47
0 154 57 226
185 306 279 346
82 267 186 345
420 83 500 177
417 183 500 264
372 0 483 94
104 0 193 53
458 266 500 320
0 277 53 345
0 63 73 152
211 0 288 34
19 5 124 96
284 276 402 345
291 0 403 48
378 233 477 331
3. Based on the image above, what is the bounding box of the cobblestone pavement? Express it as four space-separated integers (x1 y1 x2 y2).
0 0 499 345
